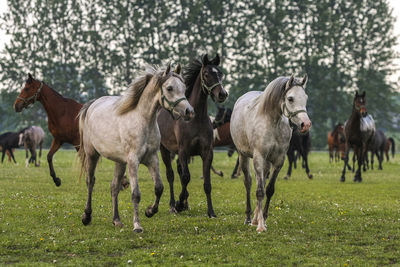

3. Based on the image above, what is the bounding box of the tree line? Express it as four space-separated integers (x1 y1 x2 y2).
0 0 399 148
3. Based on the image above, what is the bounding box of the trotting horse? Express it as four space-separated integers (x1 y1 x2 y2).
78 64 194 233
18 126 45 167
340 91 375 182
158 54 228 217
231 74 311 232
284 130 312 180
14 74 82 186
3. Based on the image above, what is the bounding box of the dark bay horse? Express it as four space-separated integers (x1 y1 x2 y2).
158 54 228 217
0 128 28 163
284 130 312 180
14 74 82 186
211 106 240 179
340 91 375 182
327 123 346 162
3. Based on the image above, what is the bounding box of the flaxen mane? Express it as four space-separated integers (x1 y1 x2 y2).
260 76 304 120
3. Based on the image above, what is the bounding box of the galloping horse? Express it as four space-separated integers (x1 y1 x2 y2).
14 74 82 186
327 123 346 162
340 91 375 182
284 130 312 180
231 74 311 232
78 64 193 233
158 54 228 217
18 126 45 167
211 106 240 179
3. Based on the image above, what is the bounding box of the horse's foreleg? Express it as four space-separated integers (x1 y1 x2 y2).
144 153 164 218
82 152 99 226
24 144 29 167
284 149 294 180
302 150 312 179
127 153 142 233
211 165 223 177
32 146 38 167
38 142 42 166
378 149 383 170
201 148 216 218
253 152 267 232
370 151 374 170
240 154 252 224
1 150 5 163
262 161 283 231
175 152 190 213
340 143 350 182
111 162 126 227
160 145 176 213
9 149 17 164
47 139 62 186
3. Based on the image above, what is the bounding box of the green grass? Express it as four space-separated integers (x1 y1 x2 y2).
0 150 399 266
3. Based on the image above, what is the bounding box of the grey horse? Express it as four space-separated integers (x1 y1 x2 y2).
19 126 45 167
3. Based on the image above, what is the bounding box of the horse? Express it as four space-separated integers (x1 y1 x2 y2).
365 129 387 170
14 73 82 186
78 64 194 233
0 127 29 163
18 126 45 167
158 54 228 217
284 130 312 180
384 137 395 161
340 91 375 182
230 74 311 232
327 123 346 162
211 106 240 179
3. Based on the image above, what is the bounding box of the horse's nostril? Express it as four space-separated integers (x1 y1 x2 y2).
219 91 227 99
301 122 304 129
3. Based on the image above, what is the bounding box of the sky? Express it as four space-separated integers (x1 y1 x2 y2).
0 0 399 82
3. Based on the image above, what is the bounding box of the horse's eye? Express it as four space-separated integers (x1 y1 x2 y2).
167 86 173 92
288 97 294 102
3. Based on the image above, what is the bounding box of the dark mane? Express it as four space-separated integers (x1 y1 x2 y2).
332 123 343 134
183 58 203 98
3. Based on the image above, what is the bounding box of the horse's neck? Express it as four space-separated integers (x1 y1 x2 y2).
38 85 66 124
135 85 160 124
189 76 208 118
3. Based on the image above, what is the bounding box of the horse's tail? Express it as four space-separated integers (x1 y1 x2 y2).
77 100 96 179
388 137 395 158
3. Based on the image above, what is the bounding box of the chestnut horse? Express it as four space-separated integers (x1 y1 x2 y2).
14 74 82 186
327 123 346 162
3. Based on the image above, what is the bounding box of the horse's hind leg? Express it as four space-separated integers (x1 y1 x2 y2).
82 151 100 226
240 154 252 225
284 149 294 180
201 148 216 218
111 162 126 227
340 144 350 182
47 139 62 186
144 153 164 218
175 152 191 213
24 145 29 167
211 165 223 177
127 153 143 233
8 148 17 164
160 145 176 213
231 157 240 179
37 142 42 166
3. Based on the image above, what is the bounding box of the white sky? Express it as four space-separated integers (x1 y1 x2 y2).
0 0 399 83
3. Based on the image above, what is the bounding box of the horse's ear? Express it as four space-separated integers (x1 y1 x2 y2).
301 74 308 87
211 53 220 66
285 74 295 90
28 73 33 83
174 63 181 74
202 54 210 66
163 62 171 76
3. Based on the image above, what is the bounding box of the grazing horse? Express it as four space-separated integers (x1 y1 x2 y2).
78 64 194 233
340 91 375 182
211 106 240 179
158 54 228 217
0 127 30 163
384 137 395 161
284 130 312 180
365 129 387 170
327 123 346 162
14 74 82 186
18 126 45 167
231 74 311 232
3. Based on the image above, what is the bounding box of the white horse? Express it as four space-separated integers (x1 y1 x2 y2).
78 64 194 233
230 74 311 232
18 126 45 167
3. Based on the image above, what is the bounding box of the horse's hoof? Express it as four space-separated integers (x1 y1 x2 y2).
340 176 345 182
82 213 92 226
175 201 184 213
284 176 289 180
145 206 158 218
244 218 251 225
256 225 267 232
231 175 238 179
308 174 313 179
218 172 224 177
133 227 143 233
208 212 217 218
251 219 258 226
169 207 177 213
113 220 124 228
54 178 61 187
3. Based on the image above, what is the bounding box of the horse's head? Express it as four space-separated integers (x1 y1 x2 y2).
160 63 195 121
353 91 367 117
213 105 232 128
18 133 25 146
14 73 43 112
282 74 311 134
200 54 228 103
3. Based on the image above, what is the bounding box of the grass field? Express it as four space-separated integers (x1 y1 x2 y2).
0 149 399 266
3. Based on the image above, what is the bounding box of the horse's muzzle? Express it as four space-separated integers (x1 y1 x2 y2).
300 119 311 133
14 101 24 113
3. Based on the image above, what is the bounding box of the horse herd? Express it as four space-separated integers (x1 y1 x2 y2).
0 54 395 233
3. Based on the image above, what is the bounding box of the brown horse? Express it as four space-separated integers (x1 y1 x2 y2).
157 54 228 217
327 123 346 162
13 73 82 186
340 91 375 182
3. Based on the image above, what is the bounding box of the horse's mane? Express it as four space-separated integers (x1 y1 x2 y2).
18 126 31 134
183 58 203 98
259 76 304 119
116 66 162 115
332 123 343 134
